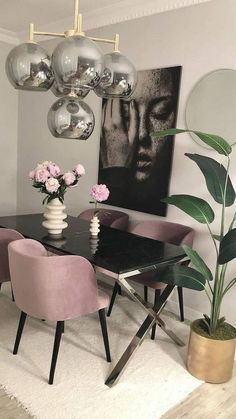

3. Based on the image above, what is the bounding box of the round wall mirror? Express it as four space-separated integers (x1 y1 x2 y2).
185 69 236 148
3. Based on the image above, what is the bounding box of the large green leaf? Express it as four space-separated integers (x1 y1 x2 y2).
218 228 236 264
158 265 206 290
182 244 213 282
152 128 232 156
163 195 215 224
185 153 235 207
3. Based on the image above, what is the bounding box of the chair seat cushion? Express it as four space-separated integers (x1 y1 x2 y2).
98 290 110 310
130 271 166 290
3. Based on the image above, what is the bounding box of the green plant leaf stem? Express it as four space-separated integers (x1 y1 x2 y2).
182 245 213 293
152 129 232 155
185 154 235 207
163 195 215 224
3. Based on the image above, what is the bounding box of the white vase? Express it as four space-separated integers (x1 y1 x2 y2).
89 214 100 237
89 236 99 255
42 198 68 236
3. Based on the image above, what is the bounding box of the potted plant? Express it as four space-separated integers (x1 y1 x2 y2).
153 128 236 383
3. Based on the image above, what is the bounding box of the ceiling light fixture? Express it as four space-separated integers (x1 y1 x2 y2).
5 0 137 140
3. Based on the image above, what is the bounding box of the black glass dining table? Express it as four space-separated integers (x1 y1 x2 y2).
0 213 187 387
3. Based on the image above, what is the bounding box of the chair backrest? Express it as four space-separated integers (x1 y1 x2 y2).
0 228 24 284
78 208 129 230
8 239 103 321
131 220 194 247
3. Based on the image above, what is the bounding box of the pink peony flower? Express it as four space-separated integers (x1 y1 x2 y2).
40 160 51 168
48 163 60 177
34 168 50 183
63 171 76 186
45 177 60 193
28 170 35 180
90 184 110 202
74 164 85 177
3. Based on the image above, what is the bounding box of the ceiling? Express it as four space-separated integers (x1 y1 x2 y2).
0 0 213 42
0 0 117 33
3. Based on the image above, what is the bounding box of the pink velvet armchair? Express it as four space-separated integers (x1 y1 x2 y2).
0 228 24 297
8 238 111 385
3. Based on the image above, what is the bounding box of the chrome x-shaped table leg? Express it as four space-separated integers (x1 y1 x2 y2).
105 277 185 387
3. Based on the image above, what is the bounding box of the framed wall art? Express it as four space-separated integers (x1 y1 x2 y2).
98 66 182 216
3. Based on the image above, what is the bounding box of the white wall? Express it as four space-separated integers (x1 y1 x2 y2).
16 0 236 325
0 41 18 215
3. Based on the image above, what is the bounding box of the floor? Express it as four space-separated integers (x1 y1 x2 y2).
0 363 236 419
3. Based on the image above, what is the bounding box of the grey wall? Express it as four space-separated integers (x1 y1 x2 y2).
0 41 18 215
16 0 236 324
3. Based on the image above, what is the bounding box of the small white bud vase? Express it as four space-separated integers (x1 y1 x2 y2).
42 198 68 236
89 236 99 255
89 214 100 237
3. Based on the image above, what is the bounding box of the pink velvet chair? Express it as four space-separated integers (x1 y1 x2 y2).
78 208 129 230
8 239 111 385
0 228 24 298
107 220 194 339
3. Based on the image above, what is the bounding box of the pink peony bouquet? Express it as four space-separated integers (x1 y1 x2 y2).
90 184 110 213
29 161 85 204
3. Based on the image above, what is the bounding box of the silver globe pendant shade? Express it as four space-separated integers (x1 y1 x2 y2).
5 42 54 91
52 35 104 90
94 52 137 99
51 80 89 98
47 96 95 140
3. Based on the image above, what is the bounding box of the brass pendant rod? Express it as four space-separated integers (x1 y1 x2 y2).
89 36 115 44
114 34 120 52
74 0 79 31
76 13 84 36
29 23 35 42
34 31 65 38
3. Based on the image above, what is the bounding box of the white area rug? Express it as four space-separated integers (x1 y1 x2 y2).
0 283 202 419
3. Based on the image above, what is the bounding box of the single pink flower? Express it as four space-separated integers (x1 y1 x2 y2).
74 164 85 177
48 163 60 177
90 184 110 202
34 168 50 183
45 177 60 193
28 170 35 180
63 171 76 186
40 160 51 168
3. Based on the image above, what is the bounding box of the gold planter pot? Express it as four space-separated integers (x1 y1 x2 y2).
187 326 236 384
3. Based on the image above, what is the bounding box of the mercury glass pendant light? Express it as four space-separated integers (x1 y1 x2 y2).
48 93 94 140
5 0 137 140
52 35 104 89
5 42 54 91
94 51 137 99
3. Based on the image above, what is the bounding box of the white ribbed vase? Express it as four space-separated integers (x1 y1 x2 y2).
42 198 68 236
89 214 100 237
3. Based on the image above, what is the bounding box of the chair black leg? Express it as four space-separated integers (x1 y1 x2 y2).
177 286 184 322
49 321 64 385
151 290 161 340
13 311 27 354
11 285 15 302
107 282 120 317
118 285 122 295
144 285 148 303
98 309 111 362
